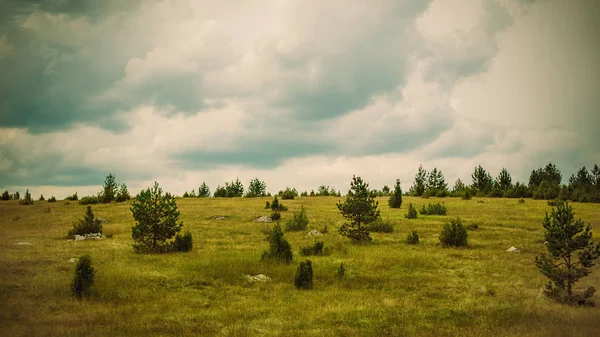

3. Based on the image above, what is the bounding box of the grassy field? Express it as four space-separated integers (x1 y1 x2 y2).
1 196 599 336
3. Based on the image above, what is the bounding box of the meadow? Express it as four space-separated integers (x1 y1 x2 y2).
1 196 599 336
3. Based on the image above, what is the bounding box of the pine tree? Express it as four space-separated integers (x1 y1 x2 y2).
131 182 184 253
198 182 211 198
71 255 95 299
388 179 403 208
471 165 493 195
412 165 428 196
68 205 103 237
101 173 117 203
496 168 513 191
535 202 600 305
261 223 293 264
116 183 131 202
453 178 465 193
336 175 380 242
1 190 8 201
245 178 267 197
294 260 313 289
19 189 33 205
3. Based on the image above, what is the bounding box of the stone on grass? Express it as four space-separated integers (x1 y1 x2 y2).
255 216 272 223
14 242 32 245
73 233 104 241
506 246 520 252
68 258 79 263
307 230 322 236
211 216 226 220
244 274 271 283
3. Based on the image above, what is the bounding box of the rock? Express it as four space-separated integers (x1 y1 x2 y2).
255 216 272 223
307 230 322 236
14 242 32 245
68 258 79 263
74 235 85 241
96 218 108 224
506 246 520 252
72 233 104 241
433 234 440 237
211 216 226 220
244 274 271 283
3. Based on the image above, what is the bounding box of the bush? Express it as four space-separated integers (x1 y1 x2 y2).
405 203 418 219
518 198 525 204
48 196 57 203
19 189 33 205
466 223 479 231
265 201 270 209
280 187 298 200
365 218 394 233
440 217 468 247
79 195 100 205
131 182 184 253
407 230 419 244
270 196 288 211
172 231 193 252
68 206 103 238
261 223 293 264
547 199 561 206
271 211 281 221
436 189 448 198
461 189 472 200
1 190 9 200
388 179 403 208
65 192 78 201
294 260 313 290
71 255 95 299
299 241 325 256
285 206 309 231
419 202 447 215
38 194 45 201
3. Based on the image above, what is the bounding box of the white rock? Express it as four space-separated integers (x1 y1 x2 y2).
255 216 272 223
307 230 322 236
211 216 226 220
506 246 520 252
74 235 85 241
68 258 79 263
14 242 32 245
244 274 271 282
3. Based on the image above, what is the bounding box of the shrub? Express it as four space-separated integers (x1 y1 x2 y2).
535 202 600 306
48 196 57 203
419 202 447 215
294 260 313 290
68 206 103 238
299 241 325 256
467 223 479 231
71 255 95 299
321 225 328 234
405 203 418 219
261 223 293 264
407 230 419 244
461 189 472 200
265 201 270 209
131 182 184 253
271 211 281 221
337 176 380 242
79 195 100 205
388 179 403 208
477 200 484 204
436 189 448 198
270 196 288 211
172 231 193 252
547 199 560 206
1 190 8 200
440 217 468 247
38 194 45 201
280 187 298 200
115 183 131 202
101 173 117 203
518 198 525 204
285 206 309 231
65 192 78 201
336 263 346 279
365 218 394 233
19 189 33 205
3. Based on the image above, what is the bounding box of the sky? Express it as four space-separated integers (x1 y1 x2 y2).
0 0 599 198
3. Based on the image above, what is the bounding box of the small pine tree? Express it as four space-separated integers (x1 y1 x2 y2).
198 182 211 198
68 206 103 238
261 223 293 264
101 173 117 203
285 205 309 231
388 179 403 208
245 178 267 197
71 255 95 299
48 196 57 203
115 183 130 202
440 218 468 247
336 263 346 279
19 189 33 205
535 202 600 305
294 260 313 290
405 203 418 219
131 182 184 253
172 231 193 252
1 190 9 201
336 175 380 242
407 230 419 244
38 194 45 201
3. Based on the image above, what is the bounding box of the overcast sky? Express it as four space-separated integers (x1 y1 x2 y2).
1 0 599 198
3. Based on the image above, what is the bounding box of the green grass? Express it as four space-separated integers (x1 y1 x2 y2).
1 197 599 336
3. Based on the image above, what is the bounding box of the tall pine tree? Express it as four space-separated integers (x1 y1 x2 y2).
388 179 403 208
337 176 380 242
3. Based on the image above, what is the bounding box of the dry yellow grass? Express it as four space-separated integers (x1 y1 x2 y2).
0 196 599 336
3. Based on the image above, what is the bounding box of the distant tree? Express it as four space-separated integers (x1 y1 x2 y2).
336 176 380 242
246 178 267 197
198 182 210 198
19 189 34 205
38 194 45 201
535 202 600 305
471 165 493 195
317 185 331 196
411 165 428 196
1 191 9 200
65 192 77 201
13 191 20 200
131 182 184 253
279 187 298 200
592 165 600 187
68 206 103 238
300 191 308 197
116 183 131 202
496 168 513 191
426 167 448 193
388 179 403 208
182 191 190 198
452 178 465 194
381 185 390 196
213 185 227 198
530 162 562 200
101 173 117 203
48 196 57 203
